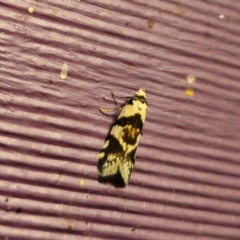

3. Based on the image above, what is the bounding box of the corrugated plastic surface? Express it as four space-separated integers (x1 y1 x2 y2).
1 0 240 239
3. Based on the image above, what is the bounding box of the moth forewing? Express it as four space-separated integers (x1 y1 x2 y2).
98 88 147 187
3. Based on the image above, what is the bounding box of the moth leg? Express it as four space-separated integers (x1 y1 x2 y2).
99 103 126 113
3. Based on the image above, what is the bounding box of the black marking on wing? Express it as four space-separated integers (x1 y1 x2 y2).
127 95 147 105
128 147 137 165
115 113 143 131
117 114 142 145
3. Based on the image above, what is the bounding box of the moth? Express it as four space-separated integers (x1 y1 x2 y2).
98 88 148 187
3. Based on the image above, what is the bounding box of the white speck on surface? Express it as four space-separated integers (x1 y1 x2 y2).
28 7 34 14
60 62 68 79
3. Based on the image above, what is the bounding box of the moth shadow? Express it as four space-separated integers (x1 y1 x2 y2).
98 173 126 188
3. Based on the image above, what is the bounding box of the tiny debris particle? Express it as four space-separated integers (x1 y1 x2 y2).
15 207 23 214
187 74 196 84
28 7 34 14
219 14 225 19
60 62 68 79
80 179 85 185
173 3 185 15
185 88 194 97
147 20 154 29
67 225 72 233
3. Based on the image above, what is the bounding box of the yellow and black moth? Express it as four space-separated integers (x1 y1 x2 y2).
98 88 147 187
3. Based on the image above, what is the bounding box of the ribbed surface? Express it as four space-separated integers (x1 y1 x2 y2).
1 0 240 239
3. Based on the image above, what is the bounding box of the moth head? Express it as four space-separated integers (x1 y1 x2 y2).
136 88 146 98
134 88 147 111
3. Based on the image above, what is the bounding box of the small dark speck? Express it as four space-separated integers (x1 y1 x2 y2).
67 225 72 233
85 221 88 226
5 198 8 202
120 194 128 199
131 228 136 231
48 79 53 84
125 22 129 26
15 207 23 213
87 189 93 194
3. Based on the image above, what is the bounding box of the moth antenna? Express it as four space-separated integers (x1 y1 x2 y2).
111 92 133 101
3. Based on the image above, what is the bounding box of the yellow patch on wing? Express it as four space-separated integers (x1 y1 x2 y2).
98 152 105 159
103 140 110 149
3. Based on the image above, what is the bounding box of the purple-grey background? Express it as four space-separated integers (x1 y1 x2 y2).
0 0 240 239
